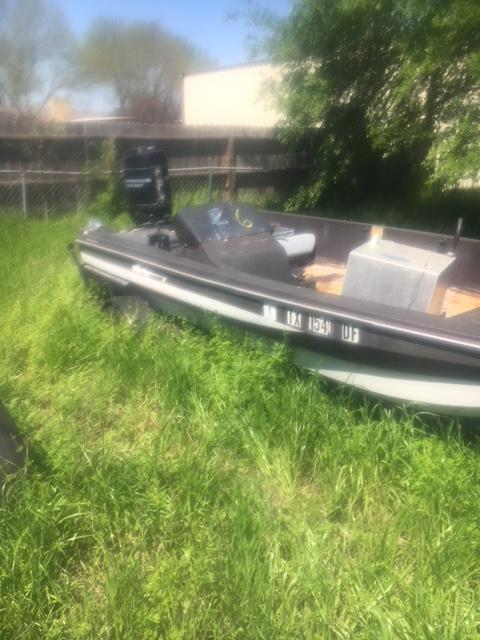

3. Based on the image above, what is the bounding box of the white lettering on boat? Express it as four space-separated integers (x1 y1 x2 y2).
263 304 278 321
342 324 360 344
308 315 333 337
132 265 167 282
287 310 303 328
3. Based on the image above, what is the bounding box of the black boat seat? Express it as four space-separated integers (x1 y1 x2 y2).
274 232 316 259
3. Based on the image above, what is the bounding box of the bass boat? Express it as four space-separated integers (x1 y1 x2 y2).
74 148 480 415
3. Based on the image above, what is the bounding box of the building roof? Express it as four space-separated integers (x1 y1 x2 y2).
183 59 273 78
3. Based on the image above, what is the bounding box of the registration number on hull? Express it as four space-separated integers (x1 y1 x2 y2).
263 305 361 345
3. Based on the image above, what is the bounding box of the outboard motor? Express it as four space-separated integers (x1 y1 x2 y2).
122 146 172 225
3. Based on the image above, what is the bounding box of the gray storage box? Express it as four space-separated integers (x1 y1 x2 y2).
342 239 455 314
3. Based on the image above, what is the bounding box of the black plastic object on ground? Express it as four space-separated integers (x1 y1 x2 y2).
122 146 172 225
0 403 24 475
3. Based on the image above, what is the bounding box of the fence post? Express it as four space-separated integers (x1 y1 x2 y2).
225 137 236 201
21 172 27 218
208 172 213 202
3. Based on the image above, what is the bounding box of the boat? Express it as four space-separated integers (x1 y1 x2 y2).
74 147 480 416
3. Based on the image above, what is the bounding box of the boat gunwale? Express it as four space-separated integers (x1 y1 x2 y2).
261 208 480 246
77 229 480 356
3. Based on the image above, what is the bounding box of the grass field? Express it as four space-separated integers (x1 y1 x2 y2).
0 213 479 639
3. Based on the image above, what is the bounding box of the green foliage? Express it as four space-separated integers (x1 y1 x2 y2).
285 172 326 212
1 214 480 638
269 0 480 204
428 105 480 187
171 184 288 217
0 0 73 118
76 19 213 122
171 184 219 213
85 140 127 219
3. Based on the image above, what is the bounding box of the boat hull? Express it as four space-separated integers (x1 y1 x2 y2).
295 349 480 416
77 240 480 416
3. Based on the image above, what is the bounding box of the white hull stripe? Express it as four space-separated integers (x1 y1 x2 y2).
296 348 480 415
81 252 300 333
78 239 480 354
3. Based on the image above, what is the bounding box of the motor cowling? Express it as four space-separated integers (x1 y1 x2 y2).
122 146 172 225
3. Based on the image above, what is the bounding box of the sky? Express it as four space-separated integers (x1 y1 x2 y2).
62 0 292 67
60 0 291 113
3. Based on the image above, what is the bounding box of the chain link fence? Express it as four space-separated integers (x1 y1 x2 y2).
0 171 98 218
0 167 277 218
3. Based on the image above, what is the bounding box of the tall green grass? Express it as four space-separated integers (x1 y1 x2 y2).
0 214 479 639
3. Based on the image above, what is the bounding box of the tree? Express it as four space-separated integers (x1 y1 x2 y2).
267 0 480 205
0 0 74 119
77 20 212 123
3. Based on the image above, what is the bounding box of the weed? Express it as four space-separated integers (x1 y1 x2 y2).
0 215 479 638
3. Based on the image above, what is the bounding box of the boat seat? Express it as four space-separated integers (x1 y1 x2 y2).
275 232 316 260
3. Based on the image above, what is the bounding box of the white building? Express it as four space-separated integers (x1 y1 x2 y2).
183 62 283 128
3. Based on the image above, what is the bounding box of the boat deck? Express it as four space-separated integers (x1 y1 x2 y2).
302 261 480 318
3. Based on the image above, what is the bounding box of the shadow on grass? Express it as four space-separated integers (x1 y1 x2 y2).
0 402 24 475
0 401 59 483
305 374 480 447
